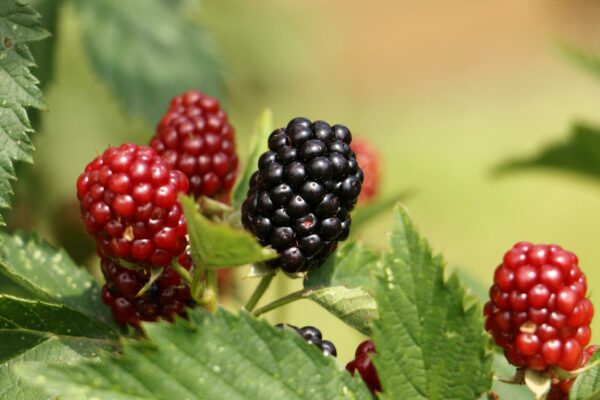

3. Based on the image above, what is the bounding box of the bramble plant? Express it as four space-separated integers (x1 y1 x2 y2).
2 1 600 400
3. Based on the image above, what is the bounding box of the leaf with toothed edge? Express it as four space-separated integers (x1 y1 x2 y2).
18 308 373 399
0 296 119 400
0 0 49 225
0 231 114 325
371 206 493 400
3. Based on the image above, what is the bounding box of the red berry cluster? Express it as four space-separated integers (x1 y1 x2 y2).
150 90 238 201
100 256 193 326
485 242 594 371
346 340 382 393
352 138 381 204
77 143 189 266
547 345 599 400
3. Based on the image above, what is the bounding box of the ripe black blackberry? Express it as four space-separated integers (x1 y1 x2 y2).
275 324 337 356
241 118 363 273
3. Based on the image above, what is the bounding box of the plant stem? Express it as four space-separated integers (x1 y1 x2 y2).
244 274 275 312
170 260 192 286
252 288 313 317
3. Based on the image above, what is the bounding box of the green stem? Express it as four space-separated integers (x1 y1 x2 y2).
244 274 275 312
170 260 192 286
252 288 312 317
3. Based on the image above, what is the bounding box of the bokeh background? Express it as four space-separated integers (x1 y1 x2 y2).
11 0 600 372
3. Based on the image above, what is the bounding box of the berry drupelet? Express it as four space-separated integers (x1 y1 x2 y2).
100 256 193 326
547 345 598 400
484 242 594 372
275 324 337 356
77 144 189 266
346 340 382 393
241 117 363 273
150 90 238 200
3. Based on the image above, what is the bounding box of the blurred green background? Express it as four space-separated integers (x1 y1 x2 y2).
12 0 600 365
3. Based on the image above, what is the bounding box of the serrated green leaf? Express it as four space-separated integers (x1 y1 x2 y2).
0 296 118 400
305 242 380 290
180 195 277 269
307 286 377 336
569 351 600 400
0 0 48 225
0 295 118 363
0 231 114 325
19 308 373 400
72 0 223 125
372 207 493 400
496 124 600 181
300 243 380 335
1 338 92 400
232 108 273 209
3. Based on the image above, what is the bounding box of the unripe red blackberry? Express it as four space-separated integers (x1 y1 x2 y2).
241 118 363 273
346 340 382 393
275 324 337 356
547 345 598 400
76 144 189 266
352 138 381 204
484 242 593 372
150 90 238 200
100 257 193 326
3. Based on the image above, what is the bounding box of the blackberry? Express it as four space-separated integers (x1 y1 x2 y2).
346 340 382 393
150 90 238 201
100 257 193 326
484 242 594 371
242 118 362 273
76 144 189 266
275 324 337 356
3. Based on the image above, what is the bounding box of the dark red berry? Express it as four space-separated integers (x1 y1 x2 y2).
346 340 382 393
150 90 238 201
77 144 189 266
242 118 362 273
484 243 593 371
275 324 337 356
100 258 193 326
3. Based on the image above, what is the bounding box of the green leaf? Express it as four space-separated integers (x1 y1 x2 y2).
1 338 92 400
0 295 118 363
305 241 380 290
569 351 600 400
0 231 114 325
299 243 380 334
0 296 118 400
372 207 493 400
73 0 223 125
180 195 277 269
19 308 372 400
0 0 48 225
232 108 273 209
496 124 600 181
